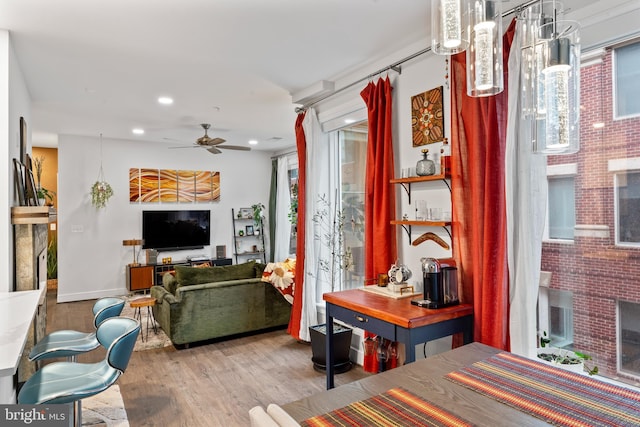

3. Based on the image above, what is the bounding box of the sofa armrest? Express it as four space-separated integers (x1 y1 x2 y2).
150 285 178 304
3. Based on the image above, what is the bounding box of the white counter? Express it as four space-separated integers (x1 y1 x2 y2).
0 289 43 403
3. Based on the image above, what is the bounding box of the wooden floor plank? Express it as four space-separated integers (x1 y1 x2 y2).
45 291 370 426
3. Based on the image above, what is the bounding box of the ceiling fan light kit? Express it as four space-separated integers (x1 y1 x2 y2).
170 123 251 155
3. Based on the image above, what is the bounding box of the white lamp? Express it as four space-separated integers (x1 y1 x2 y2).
467 0 503 97
432 0 470 55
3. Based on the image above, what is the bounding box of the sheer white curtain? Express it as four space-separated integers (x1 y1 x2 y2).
274 156 292 262
506 20 548 357
297 107 331 341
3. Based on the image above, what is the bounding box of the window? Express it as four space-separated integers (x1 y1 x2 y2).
548 176 576 240
288 167 298 255
619 300 640 377
339 123 367 290
538 287 574 349
615 171 640 245
614 41 640 118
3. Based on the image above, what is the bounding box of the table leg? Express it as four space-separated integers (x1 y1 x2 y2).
133 307 145 342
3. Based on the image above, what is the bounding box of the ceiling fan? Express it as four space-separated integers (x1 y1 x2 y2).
170 123 251 154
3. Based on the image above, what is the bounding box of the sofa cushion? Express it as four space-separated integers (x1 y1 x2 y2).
175 261 258 286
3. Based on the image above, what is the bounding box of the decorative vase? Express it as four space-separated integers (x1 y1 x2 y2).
416 149 436 176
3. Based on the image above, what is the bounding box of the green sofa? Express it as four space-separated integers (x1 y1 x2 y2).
150 261 291 346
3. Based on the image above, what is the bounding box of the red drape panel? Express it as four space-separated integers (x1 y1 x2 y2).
450 20 516 351
361 77 397 372
288 111 307 340
361 77 398 279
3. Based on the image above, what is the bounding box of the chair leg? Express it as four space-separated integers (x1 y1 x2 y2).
77 399 82 427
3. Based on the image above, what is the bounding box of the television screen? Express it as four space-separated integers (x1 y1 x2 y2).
142 210 210 251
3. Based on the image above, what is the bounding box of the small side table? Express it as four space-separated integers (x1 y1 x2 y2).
130 297 157 342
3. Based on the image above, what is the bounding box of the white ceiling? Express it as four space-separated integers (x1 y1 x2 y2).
0 0 605 153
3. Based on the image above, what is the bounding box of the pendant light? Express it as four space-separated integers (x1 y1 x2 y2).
432 0 470 55
522 0 580 155
538 19 580 154
467 0 503 97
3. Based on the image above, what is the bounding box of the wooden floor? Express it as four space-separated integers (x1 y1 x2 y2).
45 292 370 426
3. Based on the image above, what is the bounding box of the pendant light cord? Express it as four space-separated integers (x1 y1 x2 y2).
98 133 105 181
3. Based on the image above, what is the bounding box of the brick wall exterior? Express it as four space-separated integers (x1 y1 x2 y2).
541 47 640 382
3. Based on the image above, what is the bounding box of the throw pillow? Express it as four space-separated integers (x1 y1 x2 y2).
162 272 178 295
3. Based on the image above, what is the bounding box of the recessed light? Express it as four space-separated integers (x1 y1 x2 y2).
158 97 173 105
132 128 145 135
344 118 356 124
248 140 258 145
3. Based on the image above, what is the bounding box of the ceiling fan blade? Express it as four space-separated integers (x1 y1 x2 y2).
168 145 200 149
207 147 222 154
208 137 226 145
218 145 251 151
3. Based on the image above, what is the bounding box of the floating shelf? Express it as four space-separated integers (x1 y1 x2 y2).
390 174 451 203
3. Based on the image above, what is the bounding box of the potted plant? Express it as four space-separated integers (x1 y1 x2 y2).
309 192 355 373
47 235 58 290
537 331 598 375
36 187 56 206
251 203 265 228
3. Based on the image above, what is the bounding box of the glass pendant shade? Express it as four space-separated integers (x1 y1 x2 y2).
535 20 581 154
467 0 503 97
432 0 470 55
520 1 563 120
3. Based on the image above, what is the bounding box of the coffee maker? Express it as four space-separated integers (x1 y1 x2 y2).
420 257 459 309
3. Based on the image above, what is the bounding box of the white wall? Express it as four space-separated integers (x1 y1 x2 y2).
1 29 33 404
57 134 273 302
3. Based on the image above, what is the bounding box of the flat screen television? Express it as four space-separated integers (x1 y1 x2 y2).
142 210 210 251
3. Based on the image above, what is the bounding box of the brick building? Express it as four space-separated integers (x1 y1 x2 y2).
541 43 640 382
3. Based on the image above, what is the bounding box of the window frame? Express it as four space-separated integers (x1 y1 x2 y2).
610 157 640 248
613 41 640 121
544 163 577 243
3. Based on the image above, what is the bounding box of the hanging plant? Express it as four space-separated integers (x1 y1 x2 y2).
91 180 113 208
90 133 114 208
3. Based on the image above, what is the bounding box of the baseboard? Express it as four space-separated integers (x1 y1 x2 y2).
56 287 128 303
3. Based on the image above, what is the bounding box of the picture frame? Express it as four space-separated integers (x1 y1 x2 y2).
20 117 27 165
24 168 39 206
239 208 252 219
13 158 26 206
245 225 254 236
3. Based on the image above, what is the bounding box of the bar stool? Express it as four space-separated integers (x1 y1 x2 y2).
29 297 126 363
18 317 141 427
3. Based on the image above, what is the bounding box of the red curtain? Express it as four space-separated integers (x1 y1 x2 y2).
450 20 516 351
288 111 307 341
361 77 398 372
361 77 398 279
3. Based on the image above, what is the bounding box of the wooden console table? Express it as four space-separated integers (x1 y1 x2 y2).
324 288 473 389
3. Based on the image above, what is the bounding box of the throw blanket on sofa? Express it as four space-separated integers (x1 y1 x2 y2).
261 258 296 304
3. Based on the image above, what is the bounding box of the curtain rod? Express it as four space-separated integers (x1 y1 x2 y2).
295 0 537 113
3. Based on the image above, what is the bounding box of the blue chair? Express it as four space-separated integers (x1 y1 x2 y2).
29 297 126 362
18 317 140 427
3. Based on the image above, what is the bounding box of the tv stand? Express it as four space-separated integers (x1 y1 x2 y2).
126 257 232 292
